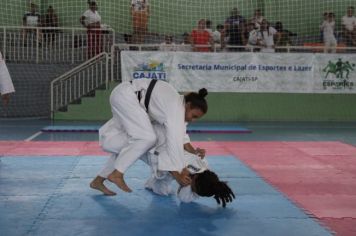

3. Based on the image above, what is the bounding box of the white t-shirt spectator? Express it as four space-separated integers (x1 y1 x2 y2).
342 15 356 31
176 43 192 52
321 21 336 41
159 42 176 51
82 10 101 26
248 29 260 45
23 12 41 27
212 30 221 43
258 27 277 52
132 0 149 11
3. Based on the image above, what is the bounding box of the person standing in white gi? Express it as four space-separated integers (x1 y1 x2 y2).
90 79 208 194
320 12 337 53
0 52 15 106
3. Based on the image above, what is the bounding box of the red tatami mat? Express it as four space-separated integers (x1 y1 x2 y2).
0 141 232 156
0 141 88 156
0 140 355 235
222 141 356 236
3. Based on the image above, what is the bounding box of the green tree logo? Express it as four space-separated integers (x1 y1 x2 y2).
323 58 355 79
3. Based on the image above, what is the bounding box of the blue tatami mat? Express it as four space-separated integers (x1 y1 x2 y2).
41 123 251 134
0 156 331 236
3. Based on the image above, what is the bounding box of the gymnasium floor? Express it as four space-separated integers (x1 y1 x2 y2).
1 120 356 236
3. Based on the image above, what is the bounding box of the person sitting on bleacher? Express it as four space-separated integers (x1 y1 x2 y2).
341 6 356 46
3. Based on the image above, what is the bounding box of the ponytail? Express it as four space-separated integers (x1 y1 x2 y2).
184 88 208 113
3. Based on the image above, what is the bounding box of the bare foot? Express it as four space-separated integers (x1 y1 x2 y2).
108 170 132 193
90 176 116 196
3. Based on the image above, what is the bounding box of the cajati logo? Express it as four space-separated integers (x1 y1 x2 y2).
132 60 167 80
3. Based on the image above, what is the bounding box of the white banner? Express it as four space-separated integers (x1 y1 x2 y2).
121 51 356 93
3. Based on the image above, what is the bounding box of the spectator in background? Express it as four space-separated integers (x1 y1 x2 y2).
191 19 213 52
246 21 259 51
177 32 192 52
320 12 329 43
22 3 41 45
213 24 226 51
224 7 246 51
182 32 191 45
321 12 337 53
206 20 226 50
212 24 225 43
23 3 41 28
275 21 293 51
80 1 102 58
42 6 59 44
120 34 131 50
205 20 214 36
0 52 15 106
252 19 279 53
250 9 264 30
159 35 176 51
341 6 356 46
131 0 149 44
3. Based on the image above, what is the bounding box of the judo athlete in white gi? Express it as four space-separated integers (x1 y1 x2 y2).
90 79 208 194
0 52 15 106
143 124 235 208
91 120 235 207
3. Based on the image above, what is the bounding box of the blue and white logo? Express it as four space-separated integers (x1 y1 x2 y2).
132 60 167 81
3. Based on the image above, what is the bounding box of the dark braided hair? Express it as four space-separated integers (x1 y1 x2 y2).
184 88 208 114
194 170 235 207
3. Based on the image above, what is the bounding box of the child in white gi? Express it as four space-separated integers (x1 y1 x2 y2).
320 12 337 53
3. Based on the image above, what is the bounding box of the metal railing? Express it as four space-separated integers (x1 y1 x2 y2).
0 26 114 64
111 43 356 53
50 52 109 118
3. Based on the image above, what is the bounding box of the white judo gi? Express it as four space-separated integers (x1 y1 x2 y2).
0 52 15 96
142 124 209 203
320 20 337 53
98 79 187 177
144 151 209 202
